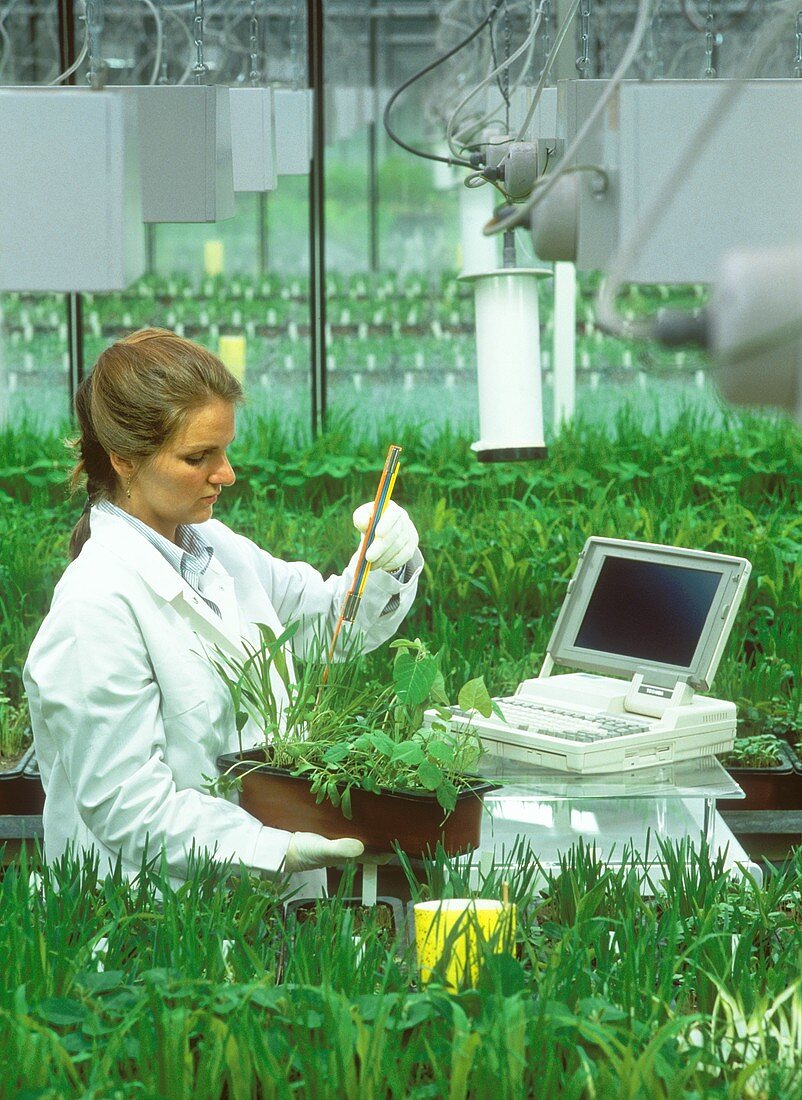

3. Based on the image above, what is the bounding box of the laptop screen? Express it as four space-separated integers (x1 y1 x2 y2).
547 538 751 690
574 557 721 667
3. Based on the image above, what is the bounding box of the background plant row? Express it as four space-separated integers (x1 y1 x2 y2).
2 270 708 392
2 404 800 732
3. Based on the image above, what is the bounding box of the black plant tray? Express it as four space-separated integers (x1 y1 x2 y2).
0 744 45 816
718 741 802 812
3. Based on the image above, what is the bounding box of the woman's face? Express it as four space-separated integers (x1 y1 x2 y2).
128 397 236 542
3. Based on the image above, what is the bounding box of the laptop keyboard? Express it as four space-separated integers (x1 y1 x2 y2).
454 698 653 744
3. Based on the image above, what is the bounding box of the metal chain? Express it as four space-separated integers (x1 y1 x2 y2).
289 0 302 90
704 0 717 77
540 0 551 79
192 0 208 85
576 0 591 76
249 0 261 86
502 0 512 122
85 0 104 89
795 10 802 78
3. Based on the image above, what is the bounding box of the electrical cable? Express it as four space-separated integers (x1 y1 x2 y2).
514 0 581 140
135 0 164 86
447 0 545 158
383 0 506 169
0 15 12 85
680 0 758 32
485 0 654 235
47 5 90 85
595 0 801 342
451 4 543 154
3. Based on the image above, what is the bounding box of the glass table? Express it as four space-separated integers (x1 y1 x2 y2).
470 753 760 887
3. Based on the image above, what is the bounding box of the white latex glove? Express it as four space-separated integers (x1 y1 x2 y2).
284 832 365 873
353 500 419 573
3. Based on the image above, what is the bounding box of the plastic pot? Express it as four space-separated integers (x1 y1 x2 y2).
217 749 498 857
0 744 45 815
718 740 802 811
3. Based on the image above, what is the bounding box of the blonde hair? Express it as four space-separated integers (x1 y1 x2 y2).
69 328 243 560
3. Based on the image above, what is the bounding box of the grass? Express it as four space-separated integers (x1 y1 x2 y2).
4 842 802 1094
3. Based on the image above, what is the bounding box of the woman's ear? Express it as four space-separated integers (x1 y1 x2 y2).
108 452 135 481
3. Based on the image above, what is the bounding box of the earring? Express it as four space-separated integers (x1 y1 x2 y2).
126 476 132 500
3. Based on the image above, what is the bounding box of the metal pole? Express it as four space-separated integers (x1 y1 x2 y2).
552 260 576 429
145 223 157 275
307 0 326 436
258 191 269 275
57 0 85 410
367 0 379 272
28 0 39 83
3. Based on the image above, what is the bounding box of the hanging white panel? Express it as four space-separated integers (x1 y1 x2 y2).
0 88 144 292
229 86 277 192
124 85 235 222
274 88 313 175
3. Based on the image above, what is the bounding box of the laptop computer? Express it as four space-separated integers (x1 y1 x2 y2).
446 537 752 775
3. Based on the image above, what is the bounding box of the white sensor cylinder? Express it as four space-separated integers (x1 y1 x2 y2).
459 184 501 276
462 268 549 461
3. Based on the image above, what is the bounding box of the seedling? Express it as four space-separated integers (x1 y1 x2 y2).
0 691 30 766
721 733 785 769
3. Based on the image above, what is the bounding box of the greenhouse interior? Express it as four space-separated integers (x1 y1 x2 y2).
1 0 802 1094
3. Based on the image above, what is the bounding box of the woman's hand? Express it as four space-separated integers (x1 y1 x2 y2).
353 501 419 573
284 831 365 872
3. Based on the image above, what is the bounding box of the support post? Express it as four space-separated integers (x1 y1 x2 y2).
57 0 85 409
552 260 576 429
307 0 326 436
367 0 379 272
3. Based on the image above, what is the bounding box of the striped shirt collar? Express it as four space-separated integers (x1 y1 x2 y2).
94 500 218 612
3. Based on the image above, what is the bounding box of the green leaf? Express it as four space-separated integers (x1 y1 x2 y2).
435 777 458 812
476 956 527 996
392 741 425 765
426 740 455 765
393 650 438 705
458 677 494 718
429 669 450 707
370 732 398 758
417 761 443 790
323 743 351 765
37 997 90 1026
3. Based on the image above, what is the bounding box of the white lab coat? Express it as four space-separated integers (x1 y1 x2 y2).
24 505 423 883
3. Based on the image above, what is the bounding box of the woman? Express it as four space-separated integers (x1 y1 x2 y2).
24 329 422 888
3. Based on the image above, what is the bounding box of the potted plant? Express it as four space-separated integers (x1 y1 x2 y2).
0 689 44 816
717 732 799 812
212 625 499 858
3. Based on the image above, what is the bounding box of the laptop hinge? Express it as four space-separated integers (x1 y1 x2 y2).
624 671 694 718
538 654 555 679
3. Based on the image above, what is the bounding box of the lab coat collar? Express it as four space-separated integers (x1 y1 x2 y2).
88 506 246 655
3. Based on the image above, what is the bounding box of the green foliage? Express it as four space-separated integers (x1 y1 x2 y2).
721 733 786 769
5 843 802 1094
212 631 488 816
2 403 801 730
0 691 31 764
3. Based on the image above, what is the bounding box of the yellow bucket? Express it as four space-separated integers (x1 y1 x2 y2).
413 898 517 990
